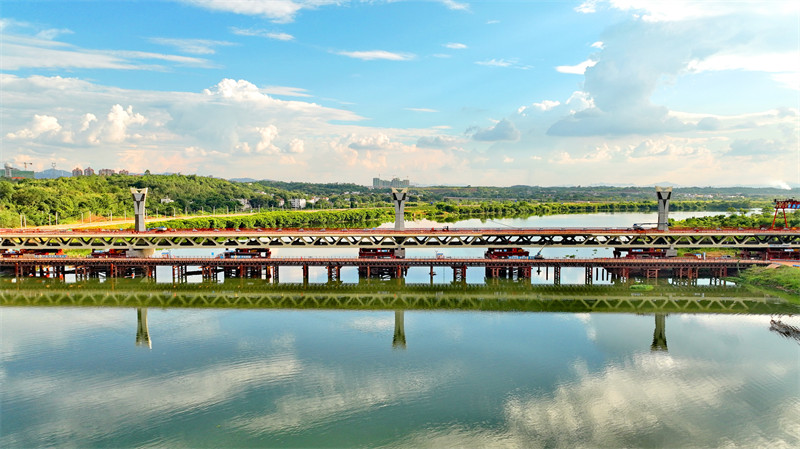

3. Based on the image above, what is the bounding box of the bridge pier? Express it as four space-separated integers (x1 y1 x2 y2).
656 186 672 231
553 266 561 286
452 265 467 283
585 266 593 285
327 265 341 282
130 188 148 232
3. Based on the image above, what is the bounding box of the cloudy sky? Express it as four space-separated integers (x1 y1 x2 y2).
1 0 798 187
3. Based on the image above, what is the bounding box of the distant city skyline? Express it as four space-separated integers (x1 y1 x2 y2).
1 1 798 187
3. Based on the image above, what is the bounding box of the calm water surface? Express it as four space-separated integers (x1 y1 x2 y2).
2 212 799 448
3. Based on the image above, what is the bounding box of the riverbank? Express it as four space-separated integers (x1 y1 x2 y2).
732 266 800 301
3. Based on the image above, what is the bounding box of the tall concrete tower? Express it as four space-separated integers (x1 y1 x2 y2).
656 186 672 231
391 188 408 231
130 187 148 232
392 188 408 259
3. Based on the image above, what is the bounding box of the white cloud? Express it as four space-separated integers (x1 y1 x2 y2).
335 50 415 61
556 58 597 74
6 114 63 140
262 86 312 97
575 0 598 13
591 41 604 49
475 58 512 67
416 135 464 149
470 119 521 142
348 133 393 151
104 104 147 143
231 27 295 41
439 0 470 11
1 34 212 70
180 0 330 23
254 125 280 154
148 37 234 55
35 28 73 40
533 100 560 111
288 138 305 154
604 0 799 23
444 42 467 50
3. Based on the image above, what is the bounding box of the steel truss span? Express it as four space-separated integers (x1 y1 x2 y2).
1 228 799 250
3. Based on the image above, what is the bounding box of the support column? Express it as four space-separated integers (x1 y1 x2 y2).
585 266 593 285
130 188 148 232
554 265 561 286
656 186 672 231
391 188 408 231
391 188 408 261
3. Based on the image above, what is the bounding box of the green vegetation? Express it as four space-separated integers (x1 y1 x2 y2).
150 208 392 229
733 266 800 299
671 208 799 229
0 173 781 228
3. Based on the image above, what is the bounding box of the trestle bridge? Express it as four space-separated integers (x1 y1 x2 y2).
1 255 770 285
1 227 800 250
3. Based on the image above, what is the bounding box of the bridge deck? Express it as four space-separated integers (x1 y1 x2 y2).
1 227 799 249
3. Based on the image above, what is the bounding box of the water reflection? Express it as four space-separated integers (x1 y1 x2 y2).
136 308 151 349
2 281 798 448
393 310 406 350
651 314 667 352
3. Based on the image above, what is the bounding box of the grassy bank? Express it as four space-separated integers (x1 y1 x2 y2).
732 266 800 301
139 199 764 231
149 208 393 229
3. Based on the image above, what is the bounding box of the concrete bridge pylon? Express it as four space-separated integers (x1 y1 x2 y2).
130 187 148 232
392 188 409 258
656 186 672 231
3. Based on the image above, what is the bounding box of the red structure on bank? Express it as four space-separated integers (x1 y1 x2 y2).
772 198 800 229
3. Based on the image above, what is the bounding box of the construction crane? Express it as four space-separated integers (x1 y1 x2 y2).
771 198 800 229
22 162 32 170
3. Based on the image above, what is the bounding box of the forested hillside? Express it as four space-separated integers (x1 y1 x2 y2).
0 174 780 228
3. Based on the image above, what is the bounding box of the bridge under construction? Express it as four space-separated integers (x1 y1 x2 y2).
1 255 770 285
1 226 799 250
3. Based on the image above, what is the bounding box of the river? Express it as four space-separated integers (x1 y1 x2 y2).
1 211 798 448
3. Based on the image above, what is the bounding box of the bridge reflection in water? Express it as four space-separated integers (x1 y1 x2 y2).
3 279 797 352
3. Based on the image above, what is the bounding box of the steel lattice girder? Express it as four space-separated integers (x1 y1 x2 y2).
1 230 799 249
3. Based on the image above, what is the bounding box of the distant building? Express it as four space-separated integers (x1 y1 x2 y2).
235 198 252 210
2 163 34 179
83 167 95 176
289 198 307 209
72 167 83 177
372 177 410 189
118 169 129 175
98 168 116 176
160 197 174 204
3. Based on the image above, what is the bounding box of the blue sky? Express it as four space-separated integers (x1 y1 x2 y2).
1 0 798 187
